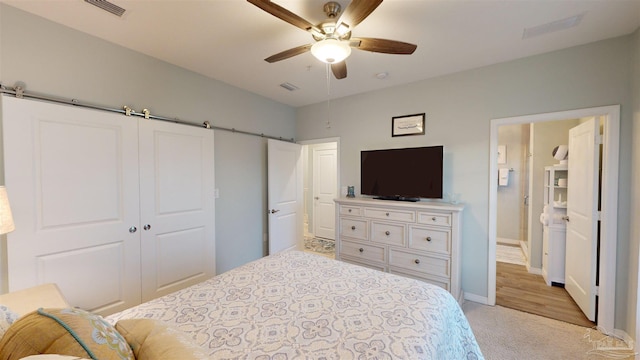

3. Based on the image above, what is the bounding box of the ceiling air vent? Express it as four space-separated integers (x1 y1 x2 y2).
84 0 126 17
522 13 585 39
279 82 299 91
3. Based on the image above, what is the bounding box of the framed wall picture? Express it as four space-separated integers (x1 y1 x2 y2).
392 113 425 137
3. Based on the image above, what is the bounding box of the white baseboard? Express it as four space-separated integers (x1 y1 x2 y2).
526 262 543 275
520 240 528 260
464 292 489 305
497 237 520 246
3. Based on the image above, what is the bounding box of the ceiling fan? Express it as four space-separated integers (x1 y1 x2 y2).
247 0 417 79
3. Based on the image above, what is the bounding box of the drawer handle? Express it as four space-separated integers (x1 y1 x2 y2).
359 248 364 253
385 231 390 236
348 209 352 213
432 217 437 221
414 259 421 264
351 226 356 230
386 212 390 216
426 236 432 242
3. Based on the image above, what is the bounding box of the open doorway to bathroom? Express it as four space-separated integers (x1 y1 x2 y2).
300 138 340 259
496 120 594 327
489 105 619 332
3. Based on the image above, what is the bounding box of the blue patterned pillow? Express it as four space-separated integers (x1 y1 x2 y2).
0 307 134 360
0 304 20 339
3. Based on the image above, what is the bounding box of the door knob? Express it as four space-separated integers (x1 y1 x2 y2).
269 209 280 214
143 224 151 231
314 197 319 200
129 226 137 233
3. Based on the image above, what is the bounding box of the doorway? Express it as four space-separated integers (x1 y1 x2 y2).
488 105 619 333
300 138 340 258
495 118 597 327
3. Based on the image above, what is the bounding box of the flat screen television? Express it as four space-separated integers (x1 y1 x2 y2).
360 146 443 201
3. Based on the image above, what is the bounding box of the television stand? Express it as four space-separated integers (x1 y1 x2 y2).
375 196 420 202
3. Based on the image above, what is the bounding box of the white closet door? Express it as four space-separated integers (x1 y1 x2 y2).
312 144 337 240
267 139 303 254
2 96 141 315
138 121 215 302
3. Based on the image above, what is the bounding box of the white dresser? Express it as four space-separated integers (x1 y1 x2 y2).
334 197 464 303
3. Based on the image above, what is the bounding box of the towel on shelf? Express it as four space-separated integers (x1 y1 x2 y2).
498 168 509 186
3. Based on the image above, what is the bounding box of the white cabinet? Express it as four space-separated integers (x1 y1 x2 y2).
541 165 567 286
2 96 216 315
334 197 464 302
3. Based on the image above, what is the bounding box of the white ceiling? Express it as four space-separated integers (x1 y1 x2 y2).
3 0 640 107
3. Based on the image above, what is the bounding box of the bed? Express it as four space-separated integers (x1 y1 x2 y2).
106 251 484 359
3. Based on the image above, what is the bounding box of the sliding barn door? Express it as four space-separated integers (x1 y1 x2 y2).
267 139 303 254
138 121 215 301
2 96 142 315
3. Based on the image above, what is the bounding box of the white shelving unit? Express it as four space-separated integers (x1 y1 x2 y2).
542 164 568 286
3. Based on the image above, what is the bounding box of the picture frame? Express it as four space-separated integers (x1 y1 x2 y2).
392 113 425 137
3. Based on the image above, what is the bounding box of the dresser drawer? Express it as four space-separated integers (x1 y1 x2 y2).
389 267 450 291
364 207 416 222
388 249 450 278
342 257 388 272
371 221 405 246
340 205 362 216
417 211 452 227
340 239 386 263
408 226 451 255
339 218 368 240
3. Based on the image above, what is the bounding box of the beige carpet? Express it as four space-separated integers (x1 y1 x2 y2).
463 302 635 359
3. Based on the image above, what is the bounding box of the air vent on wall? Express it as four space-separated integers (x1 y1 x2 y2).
279 82 299 91
84 0 126 17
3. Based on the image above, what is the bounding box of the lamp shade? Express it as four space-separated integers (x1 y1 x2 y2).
311 39 351 64
0 186 15 234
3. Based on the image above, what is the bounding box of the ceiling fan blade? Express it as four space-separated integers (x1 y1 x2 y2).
337 0 382 28
247 0 321 34
264 44 312 63
331 61 347 79
351 37 417 54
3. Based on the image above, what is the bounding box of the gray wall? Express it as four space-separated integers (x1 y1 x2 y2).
630 29 640 342
0 5 296 285
496 124 526 242
296 35 634 332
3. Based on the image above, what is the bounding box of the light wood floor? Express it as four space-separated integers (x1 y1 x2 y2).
496 261 595 328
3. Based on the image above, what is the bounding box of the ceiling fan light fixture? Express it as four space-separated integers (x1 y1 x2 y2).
311 39 351 64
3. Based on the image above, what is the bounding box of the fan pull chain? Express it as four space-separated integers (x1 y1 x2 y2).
325 63 331 129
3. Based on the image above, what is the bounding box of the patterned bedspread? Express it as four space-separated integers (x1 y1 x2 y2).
107 251 484 359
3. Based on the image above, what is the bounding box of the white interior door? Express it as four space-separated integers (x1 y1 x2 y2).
268 139 303 254
312 144 337 240
138 121 215 302
565 117 600 321
2 96 141 315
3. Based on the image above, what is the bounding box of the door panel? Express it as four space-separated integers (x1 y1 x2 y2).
138 121 215 302
2 96 141 315
313 145 337 239
268 139 303 254
565 118 599 321
37 243 127 311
